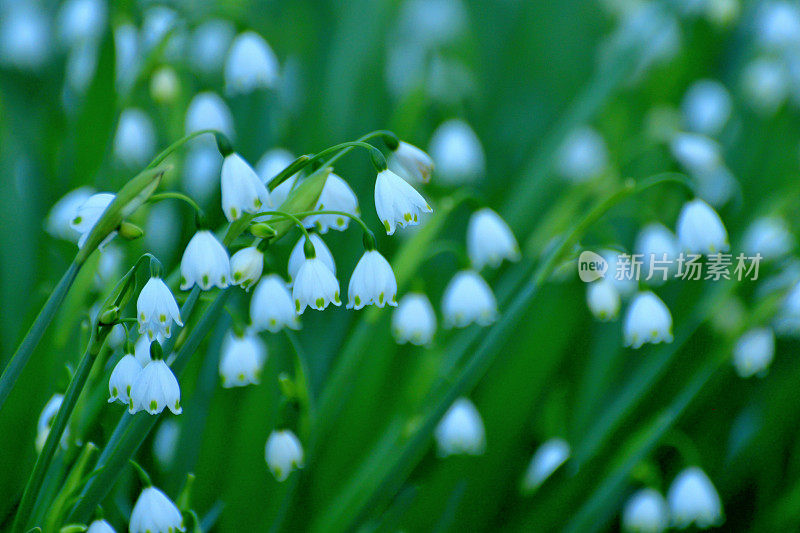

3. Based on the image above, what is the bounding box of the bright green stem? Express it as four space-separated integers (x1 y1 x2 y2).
146 129 223 170
149 192 203 216
261 209 376 242
255 210 312 242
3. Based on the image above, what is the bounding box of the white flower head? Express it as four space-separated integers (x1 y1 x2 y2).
741 58 788 116
601 249 638 297
389 141 434 184
347 250 398 309
221 153 270 221
755 1 800 51
265 429 304 481
624 291 673 349
185 91 235 139
556 126 609 182
742 216 793 261
130 486 185 533
374 169 432 235
522 438 571 492
667 467 724 529
130 359 182 415
180 230 231 291
153 419 180 469
670 133 722 175
150 66 180 104
307 173 359 233
219 331 267 388
57 0 106 48
46 186 95 241
434 397 486 457
250 274 301 332
107 323 126 350
292 253 341 314
681 79 731 136
392 292 437 345
587 279 621 321
256 148 295 183
676 198 729 255
86 519 116 533
114 108 156 167
108 353 142 408
635 223 681 283
442 270 497 328
428 119 485 185
0 4 51 71
70 192 115 248
288 234 335 285
36 394 66 452
467 208 520 270
137 276 183 342
182 145 222 204
225 31 279 95
733 327 775 378
189 19 235 75
622 488 669 533
230 246 264 290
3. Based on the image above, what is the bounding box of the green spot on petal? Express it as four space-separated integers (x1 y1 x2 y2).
316 297 324 308
202 274 209 286
383 220 391 233
295 300 301 312
150 400 158 411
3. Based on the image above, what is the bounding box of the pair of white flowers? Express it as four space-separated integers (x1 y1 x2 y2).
108 337 181 416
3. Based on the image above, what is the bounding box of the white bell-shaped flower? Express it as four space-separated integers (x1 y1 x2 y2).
113 108 155 167
733 327 775 378
374 169 432 235
635 223 680 283
587 279 621 321
153 419 180 469
389 141 434 184
250 274 300 332
624 291 673 349
224 31 279 95
755 1 800 50
219 331 267 388
137 276 182 342
442 270 497 328
428 119 485 185
676 198 729 255
108 353 142 408
130 486 185 533
681 79 731 136
221 153 270 222
180 230 231 291
466 208 520 270
130 359 182 415
555 126 609 182
189 19 235 75
0 4 51 71
306 173 359 234
57 0 106 46
742 216 793 261
667 467 724 529
292 256 341 314
86 519 116 533
434 397 486 457
46 186 95 242
670 133 722 175
288 234 335 285
622 488 669 533
185 91 235 139
36 394 67 452
265 430 305 481
347 250 398 310
521 438 571 492
256 148 300 207
70 192 115 248
741 58 788 116
230 246 264 290
392 293 437 345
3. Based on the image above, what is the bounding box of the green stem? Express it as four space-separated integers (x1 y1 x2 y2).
259 209 375 240
253 210 312 241
148 192 203 215
146 129 223 170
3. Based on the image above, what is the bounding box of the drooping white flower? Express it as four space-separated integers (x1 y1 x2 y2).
45 186 95 241
733 327 775 378
70 192 115 248
292 256 341 314
108 353 142 408
230 246 264 290
36 394 66 452
442 270 497 328
681 79 731 136
306 173 359 233
137 277 183 342
587 279 621 321
556 126 609 182
670 133 722 175
742 216 793 261
521 438 571 492
224 31 279 95
676 198 729 255
754 1 800 51
256 148 295 183
392 293 437 345
180 230 231 291
113 108 156 167
153 419 180 469
265 430 305 481
134 335 152 367
130 359 182 415
466 208 520 270
635 223 681 283
347 250 398 309
86 519 116 533
667 467 724 529
428 119 485 185
741 58 788 116
434 397 486 457
0 4 50 71
389 141 434 184
374 169 432 235
150 66 179 104
624 291 673 348
185 91 235 139
219 331 267 388
57 0 106 48
189 19 235 75
250 274 301 332
622 488 669 533
130 486 185 533
288 234 335 285
182 145 222 204
221 153 270 221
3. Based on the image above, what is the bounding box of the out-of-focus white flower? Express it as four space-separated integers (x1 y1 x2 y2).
145 203 181 263
180 230 231 291
705 0 739 27
130 486 185 533
250 274 300 332
434 397 486 457
107 323 126 350
230 246 264 290
587 280 621 321
137 277 182 342
219 331 267 388
600 249 638 297
257 149 300 208
36 394 67 452
670 133 722 175
374 169 432 235
429 119 485 185
141 6 177 52
635 223 680 283
130 359 182 415
521 438 570 492
390 141 435 184
742 216 793 261
733 327 775 378
347 250 398 310
396 0 468 49
189 19 235 75
57 0 106 47
46 186 95 241
288 234 335 285
676 198 729 255
622 488 669 533
624 291 673 348
754 1 800 51
108 353 142 408
0 4 50 70
392 293 436 345
182 145 222 204
556 127 609 182
742 58 788 116
86 519 116 533
305 173 359 233
114 23 138 90
442 270 497 328
134 335 152 367
467 208 520 270
224 31 279 95
681 79 731 135
185 91 235 139
265 430 304 481
667 467 724 529
70 192 115 248
292 256 341 313
114 108 156 167
221 153 270 221
153 419 180 469
150 66 179 104
775 281 800 335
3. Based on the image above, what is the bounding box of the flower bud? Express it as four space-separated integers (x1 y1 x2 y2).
434 397 486 457
624 292 673 349
265 430 304 482
667 467 723 529
733 327 775 378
